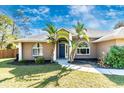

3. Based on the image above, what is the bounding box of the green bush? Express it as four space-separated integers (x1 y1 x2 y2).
104 45 124 68
6 43 16 49
35 56 45 64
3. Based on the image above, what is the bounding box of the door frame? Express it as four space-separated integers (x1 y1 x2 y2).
58 43 68 59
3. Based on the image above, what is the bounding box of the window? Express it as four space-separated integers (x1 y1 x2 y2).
32 43 43 56
77 42 90 55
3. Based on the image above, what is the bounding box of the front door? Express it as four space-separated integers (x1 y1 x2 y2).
59 44 65 58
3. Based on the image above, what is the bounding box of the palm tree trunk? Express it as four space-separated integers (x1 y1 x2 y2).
51 43 55 62
70 41 81 62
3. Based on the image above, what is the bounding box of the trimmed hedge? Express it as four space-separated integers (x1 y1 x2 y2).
104 45 124 69
35 56 45 64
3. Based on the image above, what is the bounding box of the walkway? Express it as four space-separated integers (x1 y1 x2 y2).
57 59 124 76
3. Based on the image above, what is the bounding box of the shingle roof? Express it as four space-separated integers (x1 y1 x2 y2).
14 33 48 42
68 28 112 38
14 28 113 43
93 27 124 43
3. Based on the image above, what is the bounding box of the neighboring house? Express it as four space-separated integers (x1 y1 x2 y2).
14 27 124 61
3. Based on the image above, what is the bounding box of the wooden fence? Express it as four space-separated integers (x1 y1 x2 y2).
0 49 18 58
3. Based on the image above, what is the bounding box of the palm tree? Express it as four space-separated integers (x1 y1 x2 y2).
43 23 57 62
69 22 89 62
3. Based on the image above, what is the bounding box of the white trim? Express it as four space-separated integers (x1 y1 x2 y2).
76 47 90 55
76 42 90 55
53 43 57 61
18 42 22 61
32 43 43 57
65 43 69 58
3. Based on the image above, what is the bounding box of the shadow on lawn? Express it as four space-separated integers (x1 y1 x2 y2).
0 77 14 83
0 59 62 81
9 63 63 81
1 59 124 87
28 67 72 88
0 59 72 87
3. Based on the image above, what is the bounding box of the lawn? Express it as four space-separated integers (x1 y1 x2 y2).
0 58 124 88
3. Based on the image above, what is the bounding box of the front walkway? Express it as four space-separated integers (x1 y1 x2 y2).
57 59 124 75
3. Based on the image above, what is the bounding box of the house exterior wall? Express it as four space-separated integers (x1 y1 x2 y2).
22 42 53 60
21 38 124 60
22 42 34 60
96 40 116 58
116 39 124 46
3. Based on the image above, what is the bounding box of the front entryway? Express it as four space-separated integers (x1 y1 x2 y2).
57 38 69 59
59 44 65 58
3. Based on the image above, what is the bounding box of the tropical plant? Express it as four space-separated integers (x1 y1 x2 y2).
43 23 57 62
69 22 89 62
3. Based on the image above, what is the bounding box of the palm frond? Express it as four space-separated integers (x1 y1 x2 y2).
43 23 57 43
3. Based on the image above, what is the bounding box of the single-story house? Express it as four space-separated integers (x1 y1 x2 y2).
14 27 124 61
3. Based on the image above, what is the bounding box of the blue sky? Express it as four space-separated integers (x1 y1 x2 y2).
0 5 124 34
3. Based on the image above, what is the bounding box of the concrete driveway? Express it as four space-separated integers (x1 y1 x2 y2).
57 59 124 76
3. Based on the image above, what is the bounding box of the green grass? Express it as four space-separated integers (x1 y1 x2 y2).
0 58 124 88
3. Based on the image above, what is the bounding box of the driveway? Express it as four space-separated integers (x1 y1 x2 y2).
57 59 124 76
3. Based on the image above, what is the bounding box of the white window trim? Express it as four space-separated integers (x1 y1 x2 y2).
32 44 43 57
76 43 90 55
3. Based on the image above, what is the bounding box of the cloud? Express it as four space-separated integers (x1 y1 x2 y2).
69 5 94 15
106 9 117 18
38 6 49 14
52 15 63 23
68 5 102 29
30 16 42 21
16 6 50 24
19 6 50 15
29 28 44 34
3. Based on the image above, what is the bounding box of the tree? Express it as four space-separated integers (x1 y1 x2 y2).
0 14 13 49
14 9 32 37
12 21 20 38
114 21 124 29
69 22 89 62
0 14 19 49
43 23 57 62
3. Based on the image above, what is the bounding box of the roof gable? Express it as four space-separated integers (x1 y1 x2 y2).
93 27 124 43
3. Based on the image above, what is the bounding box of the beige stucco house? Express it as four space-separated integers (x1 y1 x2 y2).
14 27 124 61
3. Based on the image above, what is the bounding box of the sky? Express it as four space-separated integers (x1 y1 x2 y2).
0 5 124 35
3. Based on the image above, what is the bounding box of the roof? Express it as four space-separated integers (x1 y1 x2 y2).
93 27 124 43
14 28 113 43
86 29 112 38
68 28 112 38
14 33 48 42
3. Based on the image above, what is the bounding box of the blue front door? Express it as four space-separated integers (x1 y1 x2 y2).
59 44 65 58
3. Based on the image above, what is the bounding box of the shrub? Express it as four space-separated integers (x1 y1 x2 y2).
104 45 124 69
35 56 45 64
6 43 16 49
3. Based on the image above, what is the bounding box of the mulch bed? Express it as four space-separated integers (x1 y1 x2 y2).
8 60 55 66
69 59 109 68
